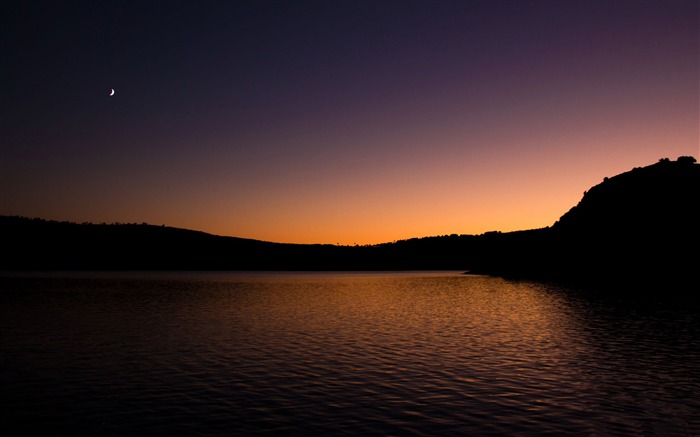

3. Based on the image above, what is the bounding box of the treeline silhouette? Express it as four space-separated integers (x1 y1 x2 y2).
0 217 480 271
2 157 698 288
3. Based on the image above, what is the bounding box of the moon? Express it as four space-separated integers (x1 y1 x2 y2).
109 88 115 96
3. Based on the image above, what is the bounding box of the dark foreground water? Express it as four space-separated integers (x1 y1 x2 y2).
1 271 698 436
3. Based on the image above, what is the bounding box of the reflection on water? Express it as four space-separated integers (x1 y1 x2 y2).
1 272 698 435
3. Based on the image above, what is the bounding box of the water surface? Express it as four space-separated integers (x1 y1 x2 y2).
1 271 698 435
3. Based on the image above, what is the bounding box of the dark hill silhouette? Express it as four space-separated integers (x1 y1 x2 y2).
468 156 699 288
555 156 698 239
0 218 366 271
1 156 698 289
0 216 477 270
554 156 699 284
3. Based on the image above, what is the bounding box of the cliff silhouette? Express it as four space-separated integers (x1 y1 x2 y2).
1 156 698 288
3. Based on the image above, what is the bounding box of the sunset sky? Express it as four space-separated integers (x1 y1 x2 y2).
2 0 698 245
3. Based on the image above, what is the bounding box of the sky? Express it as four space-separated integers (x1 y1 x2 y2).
1 0 698 245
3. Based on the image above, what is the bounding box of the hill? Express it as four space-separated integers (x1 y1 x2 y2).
0 216 479 271
1 157 698 287
469 156 699 287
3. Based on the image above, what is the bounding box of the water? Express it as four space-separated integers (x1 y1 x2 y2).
1 271 698 436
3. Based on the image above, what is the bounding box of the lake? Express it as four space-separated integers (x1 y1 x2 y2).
1 271 698 435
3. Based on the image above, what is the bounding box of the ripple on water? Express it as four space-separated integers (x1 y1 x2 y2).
1 272 699 435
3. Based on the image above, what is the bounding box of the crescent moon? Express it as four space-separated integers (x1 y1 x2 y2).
109 89 115 96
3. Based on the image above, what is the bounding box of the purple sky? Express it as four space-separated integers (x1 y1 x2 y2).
2 0 698 244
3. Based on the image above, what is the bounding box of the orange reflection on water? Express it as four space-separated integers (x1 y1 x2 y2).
204 273 591 390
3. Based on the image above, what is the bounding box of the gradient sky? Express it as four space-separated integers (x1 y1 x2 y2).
2 0 698 244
